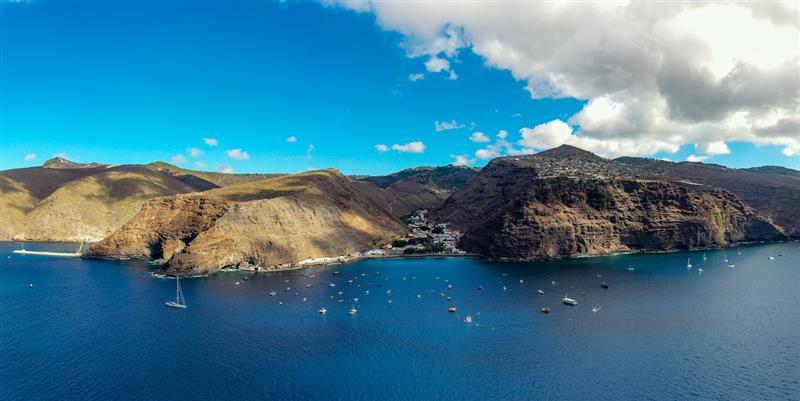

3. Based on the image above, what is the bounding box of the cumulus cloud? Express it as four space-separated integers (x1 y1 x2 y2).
24 153 36 162
171 154 187 163
187 147 203 157
286 136 297 143
687 154 710 163
696 141 731 155
435 119 465 132
451 154 473 166
469 132 490 143
226 148 250 160
203 137 218 147
218 164 234 174
391 141 426 153
472 129 527 161
375 144 390 152
331 2 800 158
409 73 425 82
306 144 316 159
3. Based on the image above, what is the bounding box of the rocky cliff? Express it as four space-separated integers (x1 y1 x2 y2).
616 157 800 237
85 170 407 275
432 150 785 260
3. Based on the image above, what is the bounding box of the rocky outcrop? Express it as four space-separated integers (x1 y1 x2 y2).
86 170 407 275
432 153 786 261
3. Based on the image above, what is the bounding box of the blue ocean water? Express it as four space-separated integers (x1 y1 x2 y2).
1 241 798 401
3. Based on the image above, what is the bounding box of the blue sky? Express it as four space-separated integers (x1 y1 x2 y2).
1 1 798 174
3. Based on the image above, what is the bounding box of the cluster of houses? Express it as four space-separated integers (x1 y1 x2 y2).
364 209 465 257
512 155 641 180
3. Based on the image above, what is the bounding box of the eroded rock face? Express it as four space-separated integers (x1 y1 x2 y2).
431 157 785 260
86 170 407 275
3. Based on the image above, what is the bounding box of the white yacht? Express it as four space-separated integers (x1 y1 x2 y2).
562 295 578 306
165 276 187 309
348 307 358 316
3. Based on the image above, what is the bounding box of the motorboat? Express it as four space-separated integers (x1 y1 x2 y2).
541 307 551 314
600 282 609 289
562 295 578 306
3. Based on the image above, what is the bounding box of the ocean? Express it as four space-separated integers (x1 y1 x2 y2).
1 241 798 401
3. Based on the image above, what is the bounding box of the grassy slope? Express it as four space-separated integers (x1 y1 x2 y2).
148 161 284 187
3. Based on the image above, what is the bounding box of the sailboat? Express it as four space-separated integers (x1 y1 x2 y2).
165 276 187 309
686 257 692 269
702 253 707 261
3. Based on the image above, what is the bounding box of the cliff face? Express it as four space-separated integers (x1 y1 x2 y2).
432 155 785 260
86 170 407 275
616 157 800 237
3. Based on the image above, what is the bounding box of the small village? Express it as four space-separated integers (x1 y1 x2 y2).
363 209 466 258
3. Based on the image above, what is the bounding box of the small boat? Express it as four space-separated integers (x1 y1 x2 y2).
302 297 307 302
595 274 602 278
386 289 391 294
698 268 704 273
600 282 609 289
165 276 188 309
562 295 577 306
627 267 635 271
501 273 508 277
727 264 735 268
591 304 601 313
768 256 775 260
541 307 551 314
519 279 524 284
447 283 453 289
28 283 33 288
319 307 327 314
329 283 336 287
285 287 291 291
234 281 241 286
477 285 483 290
333 271 341 275
464 315 473 323
502 286 507 291
269 291 277 296
448 306 457 313
537 289 545 295
687 258 692 269
348 307 357 316
417 294 422 299
702 253 707 261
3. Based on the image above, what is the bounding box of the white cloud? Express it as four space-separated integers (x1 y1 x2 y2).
332 2 800 159
425 56 450 73
171 154 187 164
218 164 234 174
409 73 425 82
447 70 458 80
203 137 218 147
696 141 731 155
187 147 203 157
497 130 508 139
54 152 69 159
195 160 208 169
519 120 575 149
226 148 250 160
469 132 490 143
451 154 473 166
687 154 710 162
435 119 465 132
24 153 36 162
286 136 297 143
375 144 390 152
306 144 316 159
475 147 499 160
391 141 426 153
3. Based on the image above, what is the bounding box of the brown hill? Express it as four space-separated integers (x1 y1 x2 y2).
148 161 283 187
432 148 785 260
615 158 800 237
12 165 215 242
359 165 478 216
86 170 407 275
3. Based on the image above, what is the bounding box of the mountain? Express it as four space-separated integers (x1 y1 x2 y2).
86 169 407 275
615 157 800 237
0 160 218 241
0 162 109 240
148 161 283 187
358 165 479 216
431 147 786 261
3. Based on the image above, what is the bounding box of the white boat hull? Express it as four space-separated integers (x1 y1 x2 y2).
165 301 187 309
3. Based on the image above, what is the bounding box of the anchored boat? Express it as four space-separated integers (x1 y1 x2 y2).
165 276 187 309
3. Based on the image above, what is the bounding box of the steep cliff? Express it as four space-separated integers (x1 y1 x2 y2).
86 170 407 275
432 151 785 260
616 157 800 237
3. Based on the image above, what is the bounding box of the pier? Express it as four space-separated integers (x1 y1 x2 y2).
12 242 85 258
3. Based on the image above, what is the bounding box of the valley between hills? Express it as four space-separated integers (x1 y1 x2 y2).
2 145 798 276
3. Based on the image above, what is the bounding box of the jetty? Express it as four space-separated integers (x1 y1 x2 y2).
12 242 86 258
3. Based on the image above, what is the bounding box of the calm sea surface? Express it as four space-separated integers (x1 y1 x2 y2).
1 241 798 401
